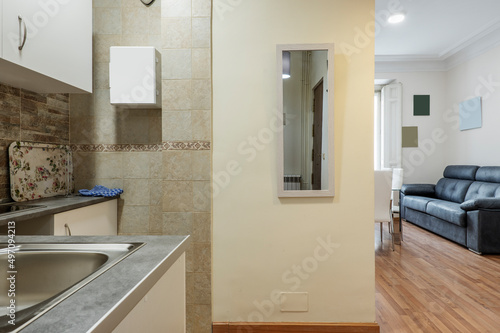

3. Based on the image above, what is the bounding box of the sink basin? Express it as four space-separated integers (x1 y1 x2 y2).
0 242 144 332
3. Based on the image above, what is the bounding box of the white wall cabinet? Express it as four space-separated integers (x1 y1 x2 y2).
0 0 92 93
111 254 186 333
110 47 161 108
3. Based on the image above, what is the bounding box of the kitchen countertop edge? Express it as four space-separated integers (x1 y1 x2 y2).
0 235 190 333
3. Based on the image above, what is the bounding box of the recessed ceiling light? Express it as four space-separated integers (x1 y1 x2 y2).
388 13 405 24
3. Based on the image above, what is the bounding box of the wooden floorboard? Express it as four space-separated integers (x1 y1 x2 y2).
375 221 500 333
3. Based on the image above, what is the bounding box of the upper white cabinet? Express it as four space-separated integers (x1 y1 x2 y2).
0 0 92 93
110 47 161 108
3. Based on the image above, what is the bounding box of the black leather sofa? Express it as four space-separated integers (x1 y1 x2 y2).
400 165 500 254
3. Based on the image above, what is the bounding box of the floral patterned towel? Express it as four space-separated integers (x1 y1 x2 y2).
9 141 73 202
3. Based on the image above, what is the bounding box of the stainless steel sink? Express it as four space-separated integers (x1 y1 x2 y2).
0 242 144 332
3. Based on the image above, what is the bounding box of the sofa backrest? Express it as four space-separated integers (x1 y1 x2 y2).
435 165 479 203
464 166 500 201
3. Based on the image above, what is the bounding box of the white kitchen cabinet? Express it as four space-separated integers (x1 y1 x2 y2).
53 199 118 236
110 47 162 108
112 253 186 333
4 199 118 236
0 0 92 93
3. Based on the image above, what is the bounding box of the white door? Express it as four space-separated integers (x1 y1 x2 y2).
2 0 92 91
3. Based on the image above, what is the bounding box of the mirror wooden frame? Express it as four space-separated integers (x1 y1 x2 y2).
276 43 335 198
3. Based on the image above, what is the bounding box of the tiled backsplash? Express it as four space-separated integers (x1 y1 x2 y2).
0 83 69 201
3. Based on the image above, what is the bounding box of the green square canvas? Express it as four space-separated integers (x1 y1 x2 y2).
414 95 430 116
402 126 418 147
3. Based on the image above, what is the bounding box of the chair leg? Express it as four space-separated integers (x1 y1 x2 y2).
380 223 382 241
400 219 404 241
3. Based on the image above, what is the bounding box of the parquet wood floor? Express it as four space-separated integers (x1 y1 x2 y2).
375 221 500 333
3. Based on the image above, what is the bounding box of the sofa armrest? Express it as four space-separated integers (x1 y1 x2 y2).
467 210 500 253
400 184 435 197
461 198 500 211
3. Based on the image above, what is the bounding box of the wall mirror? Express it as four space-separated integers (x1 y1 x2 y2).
277 43 334 197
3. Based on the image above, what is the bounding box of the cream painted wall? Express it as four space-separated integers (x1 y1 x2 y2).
444 44 500 166
213 0 375 324
375 72 448 184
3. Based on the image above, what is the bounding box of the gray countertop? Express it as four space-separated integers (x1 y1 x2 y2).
0 235 189 333
0 196 117 226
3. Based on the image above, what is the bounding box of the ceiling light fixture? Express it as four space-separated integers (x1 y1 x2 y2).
387 13 405 24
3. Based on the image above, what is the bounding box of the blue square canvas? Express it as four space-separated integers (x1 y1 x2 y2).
459 97 482 131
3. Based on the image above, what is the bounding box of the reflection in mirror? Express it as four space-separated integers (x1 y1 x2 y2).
277 44 334 197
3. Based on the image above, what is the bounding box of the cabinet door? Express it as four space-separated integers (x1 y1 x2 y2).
53 200 118 236
2 0 92 92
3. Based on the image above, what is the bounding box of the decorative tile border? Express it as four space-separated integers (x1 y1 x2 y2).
71 141 211 152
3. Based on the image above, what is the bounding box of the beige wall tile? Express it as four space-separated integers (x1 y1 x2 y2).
186 272 195 304
122 7 149 35
161 0 191 17
115 115 152 144
162 212 193 234
191 110 211 141
149 115 162 143
70 94 93 117
94 62 110 90
122 179 150 205
92 178 124 189
186 303 211 333
149 205 162 234
121 34 150 46
163 150 192 180
194 242 210 272
191 151 210 180
161 80 192 109
123 152 151 178
163 180 193 211
192 79 211 109
191 48 211 79
150 179 163 205
193 181 210 212
148 6 162 35
161 18 191 49
70 116 95 144
148 35 163 50
73 152 96 179
162 111 192 141
192 0 211 17
93 89 113 117
93 35 122 64
162 49 192 79
93 116 117 144
94 8 122 34
193 272 211 305
193 212 210 242
119 205 149 233
149 152 163 178
94 0 121 8
95 152 123 178
192 18 210 48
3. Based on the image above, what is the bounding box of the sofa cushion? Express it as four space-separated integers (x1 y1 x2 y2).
426 200 466 227
464 181 500 201
403 196 435 213
435 178 474 203
475 166 500 183
443 165 480 180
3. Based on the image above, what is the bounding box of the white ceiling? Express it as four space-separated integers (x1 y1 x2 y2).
375 0 500 70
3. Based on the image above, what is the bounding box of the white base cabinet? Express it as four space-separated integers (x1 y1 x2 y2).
0 0 92 93
5 199 118 236
53 200 118 236
112 253 186 333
